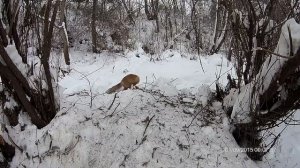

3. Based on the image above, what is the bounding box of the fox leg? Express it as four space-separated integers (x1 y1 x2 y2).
130 84 139 89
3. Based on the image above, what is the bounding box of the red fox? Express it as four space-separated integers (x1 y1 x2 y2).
106 74 140 94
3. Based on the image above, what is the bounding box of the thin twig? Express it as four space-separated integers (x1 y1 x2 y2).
4 127 23 152
120 135 148 167
72 68 94 108
79 59 107 79
62 135 81 155
110 103 121 117
108 93 118 110
143 115 155 136
254 47 290 59
186 104 209 128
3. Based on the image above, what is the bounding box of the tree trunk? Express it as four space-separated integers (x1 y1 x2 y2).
0 135 15 162
59 0 70 66
0 21 8 47
0 62 46 128
92 0 98 53
144 0 151 20
5 0 26 63
191 0 202 53
41 0 59 121
210 3 228 54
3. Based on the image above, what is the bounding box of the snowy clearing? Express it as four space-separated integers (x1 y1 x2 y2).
58 49 235 96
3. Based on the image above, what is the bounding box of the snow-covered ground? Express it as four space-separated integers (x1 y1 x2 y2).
4 49 299 168
259 110 300 168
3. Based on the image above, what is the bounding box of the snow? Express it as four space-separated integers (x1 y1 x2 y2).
258 110 300 168
230 84 254 123
195 84 212 106
3 45 29 77
9 88 258 167
3 49 263 168
3 95 18 110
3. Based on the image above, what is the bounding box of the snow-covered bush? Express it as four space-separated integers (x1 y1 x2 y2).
225 18 300 160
